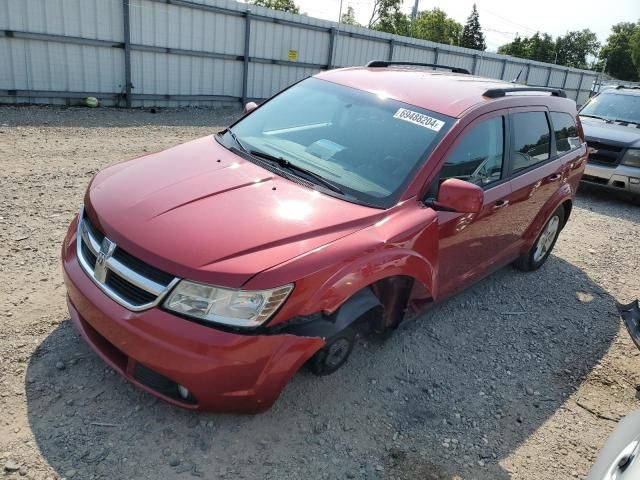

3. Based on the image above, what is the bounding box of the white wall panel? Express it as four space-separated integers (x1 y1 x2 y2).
247 63 318 99
476 59 504 78
0 0 599 107
527 66 549 86
0 38 124 93
250 21 328 65
549 69 568 87
334 36 389 67
392 46 436 64
1 0 122 41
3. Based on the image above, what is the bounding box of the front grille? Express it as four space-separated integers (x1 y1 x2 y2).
586 140 622 166
133 363 197 405
106 271 157 305
76 209 178 311
81 240 97 269
112 247 175 285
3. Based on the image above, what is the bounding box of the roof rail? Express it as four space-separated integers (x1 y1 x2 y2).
615 85 640 90
483 87 567 98
366 60 470 75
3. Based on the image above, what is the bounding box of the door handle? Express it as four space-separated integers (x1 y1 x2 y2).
492 199 509 211
547 173 562 182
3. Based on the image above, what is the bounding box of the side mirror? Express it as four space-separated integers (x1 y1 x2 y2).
431 178 484 213
243 101 258 114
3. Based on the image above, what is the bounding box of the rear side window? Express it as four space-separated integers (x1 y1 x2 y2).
511 112 551 173
550 112 580 154
440 116 504 187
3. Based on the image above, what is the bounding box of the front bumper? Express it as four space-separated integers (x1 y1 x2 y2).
582 163 640 196
62 217 325 413
618 300 640 350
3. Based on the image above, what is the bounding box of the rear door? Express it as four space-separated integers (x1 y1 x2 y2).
436 111 518 299
501 108 579 249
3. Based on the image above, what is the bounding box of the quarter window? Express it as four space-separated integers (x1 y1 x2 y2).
440 116 504 187
550 112 580 154
511 112 551 173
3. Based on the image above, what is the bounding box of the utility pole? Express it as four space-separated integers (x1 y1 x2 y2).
410 0 419 36
337 0 343 23
411 0 419 20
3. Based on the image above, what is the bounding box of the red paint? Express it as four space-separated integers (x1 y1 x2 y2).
62 67 585 412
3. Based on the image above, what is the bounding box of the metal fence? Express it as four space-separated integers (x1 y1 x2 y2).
0 0 600 108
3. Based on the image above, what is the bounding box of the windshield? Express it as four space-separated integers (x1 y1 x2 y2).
224 77 452 208
580 91 640 124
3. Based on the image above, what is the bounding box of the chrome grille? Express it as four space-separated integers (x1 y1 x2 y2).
76 209 179 311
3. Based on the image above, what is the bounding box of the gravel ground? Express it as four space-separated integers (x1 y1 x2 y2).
0 105 639 480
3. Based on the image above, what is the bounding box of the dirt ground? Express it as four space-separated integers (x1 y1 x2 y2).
0 105 639 480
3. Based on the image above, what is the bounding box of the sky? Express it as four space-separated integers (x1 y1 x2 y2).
285 0 640 52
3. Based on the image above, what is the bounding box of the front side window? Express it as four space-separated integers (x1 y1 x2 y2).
550 112 580 154
511 111 551 173
440 116 504 188
223 78 452 208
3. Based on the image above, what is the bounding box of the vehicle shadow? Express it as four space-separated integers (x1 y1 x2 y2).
25 256 619 479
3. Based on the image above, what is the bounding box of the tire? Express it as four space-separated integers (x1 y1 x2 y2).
308 327 356 376
514 206 565 272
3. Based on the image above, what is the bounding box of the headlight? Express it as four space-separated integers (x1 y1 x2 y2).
164 281 293 328
622 148 640 168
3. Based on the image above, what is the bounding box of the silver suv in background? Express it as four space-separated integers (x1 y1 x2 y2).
579 86 640 200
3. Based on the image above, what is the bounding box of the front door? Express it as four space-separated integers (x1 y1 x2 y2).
435 113 520 299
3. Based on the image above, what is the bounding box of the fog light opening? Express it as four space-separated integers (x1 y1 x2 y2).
177 384 190 399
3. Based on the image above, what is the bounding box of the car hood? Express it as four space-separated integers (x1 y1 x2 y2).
85 135 384 288
580 116 640 147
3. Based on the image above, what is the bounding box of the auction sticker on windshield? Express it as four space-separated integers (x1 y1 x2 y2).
393 108 444 132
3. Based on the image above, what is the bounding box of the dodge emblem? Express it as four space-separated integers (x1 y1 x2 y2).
95 237 116 283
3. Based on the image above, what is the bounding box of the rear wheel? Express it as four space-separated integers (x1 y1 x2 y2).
308 327 356 376
514 206 565 271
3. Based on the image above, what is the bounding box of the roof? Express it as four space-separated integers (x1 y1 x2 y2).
316 66 551 118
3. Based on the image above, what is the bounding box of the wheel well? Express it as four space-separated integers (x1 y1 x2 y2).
560 199 572 228
366 275 430 331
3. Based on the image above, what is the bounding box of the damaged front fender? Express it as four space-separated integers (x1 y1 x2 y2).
270 287 383 339
618 300 640 350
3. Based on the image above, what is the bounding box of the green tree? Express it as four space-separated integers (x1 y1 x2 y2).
367 0 402 28
340 6 359 26
375 11 411 36
460 4 486 51
555 29 600 69
414 8 462 46
498 35 527 57
368 0 410 36
498 30 597 68
599 22 639 81
368 0 411 35
528 32 556 63
631 27 640 72
250 0 299 14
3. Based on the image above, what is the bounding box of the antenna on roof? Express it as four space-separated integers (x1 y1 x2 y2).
512 67 524 83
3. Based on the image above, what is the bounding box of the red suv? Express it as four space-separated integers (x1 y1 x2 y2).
62 61 587 412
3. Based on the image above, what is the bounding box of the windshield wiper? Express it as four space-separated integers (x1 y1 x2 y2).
249 149 345 195
223 128 249 153
580 114 611 122
615 119 640 126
